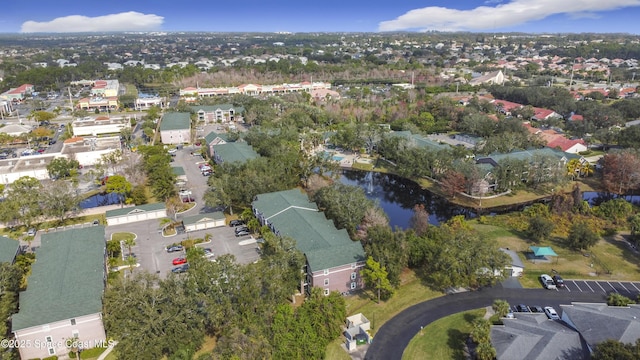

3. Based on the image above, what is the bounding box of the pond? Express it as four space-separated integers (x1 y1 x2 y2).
338 170 476 229
80 192 121 209
582 192 640 207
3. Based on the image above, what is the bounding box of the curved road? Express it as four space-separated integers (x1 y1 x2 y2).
364 286 607 360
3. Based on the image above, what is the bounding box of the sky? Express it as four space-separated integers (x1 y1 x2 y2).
1 0 640 34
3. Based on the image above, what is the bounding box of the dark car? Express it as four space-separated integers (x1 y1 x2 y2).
166 244 184 253
171 264 189 273
48 139 56 145
516 304 530 312
235 230 250 237
229 220 245 227
530 306 544 313
234 226 249 234
553 275 565 288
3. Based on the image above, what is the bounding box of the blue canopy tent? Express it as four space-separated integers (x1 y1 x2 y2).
529 246 558 263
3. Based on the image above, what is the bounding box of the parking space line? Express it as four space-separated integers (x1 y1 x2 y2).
632 283 640 292
583 281 594 292
606 281 618 293
571 280 582 292
564 284 571 292
618 282 629 293
595 282 607 292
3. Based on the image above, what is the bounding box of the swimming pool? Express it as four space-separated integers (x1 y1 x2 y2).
332 156 344 161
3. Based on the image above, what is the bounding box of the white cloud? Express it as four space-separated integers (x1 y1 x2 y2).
378 0 640 32
21 11 164 33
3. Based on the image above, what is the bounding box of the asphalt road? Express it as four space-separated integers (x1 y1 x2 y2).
364 286 608 360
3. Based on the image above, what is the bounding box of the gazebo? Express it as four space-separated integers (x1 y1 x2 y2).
529 246 558 263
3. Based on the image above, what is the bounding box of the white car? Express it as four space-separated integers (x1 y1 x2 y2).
544 306 560 320
540 274 557 290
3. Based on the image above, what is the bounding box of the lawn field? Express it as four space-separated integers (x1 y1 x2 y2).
403 308 486 360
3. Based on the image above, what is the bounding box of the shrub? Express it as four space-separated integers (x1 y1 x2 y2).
608 293 635 306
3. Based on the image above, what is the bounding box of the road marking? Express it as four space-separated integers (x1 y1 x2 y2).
572 281 582 292
595 282 607 293
564 284 571 292
583 281 594 292
631 283 640 292
607 281 618 293
618 282 629 293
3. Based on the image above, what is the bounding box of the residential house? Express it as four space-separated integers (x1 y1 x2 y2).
491 313 589 360
203 131 230 158
561 302 640 352
469 70 505 86
523 123 587 154
211 142 259 165
0 236 20 264
191 104 244 124
160 112 191 145
12 227 107 360
531 107 562 121
252 189 366 295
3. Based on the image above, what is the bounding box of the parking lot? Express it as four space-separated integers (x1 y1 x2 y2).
557 279 640 296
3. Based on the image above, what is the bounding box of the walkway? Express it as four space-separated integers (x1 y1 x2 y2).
364 286 607 360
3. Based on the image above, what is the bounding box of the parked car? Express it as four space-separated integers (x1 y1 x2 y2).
203 248 215 258
27 228 37 236
505 309 515 319
530 306 544 313
182 197 195 203
166 244 184 253
553 275 565 288
540 274 557 290
202 170 212 176
235 230 250 237
516 304 530 312
171 264 189 273
172 257 187 265
168 148 177 156
179 190 192 196
229 220 245 227
234 226 249 234
544 306 560 320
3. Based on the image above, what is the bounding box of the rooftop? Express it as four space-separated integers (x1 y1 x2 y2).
213 142 259 164
105 202 166 218
160 112 191 131
0 236 19 264
12 226 106 331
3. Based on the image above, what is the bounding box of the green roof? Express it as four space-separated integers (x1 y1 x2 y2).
12 226 105 331
213 142 259 164
204 131 229 144
182 211 225 226
479 148 579 165
105 202 166 218
0 236 19 263
160 112 191 131
172 166 186 176
252 189 365 271
191 104 245 113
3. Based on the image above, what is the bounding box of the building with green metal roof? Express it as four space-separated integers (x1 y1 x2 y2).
191 104 244 124
160 112 191 144
252 189 365 295
12 226 107 359
212 142 259 165
182 211 226 232
0 236 19 264
106 202 167 225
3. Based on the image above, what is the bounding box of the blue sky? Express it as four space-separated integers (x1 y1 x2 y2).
2 0 640 34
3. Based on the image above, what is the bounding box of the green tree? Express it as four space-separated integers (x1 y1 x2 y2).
567 222 600 250
3 176 42 228
30 110 56 123
492 299 510 318
597 198 633 224
592 339 638 360
123 236 136 258
527 216 555 243
470 318 491 344
361 256 394 303
313 183 375 236
129 184 148 205
105 175 132 207
607 293 635 306
46 157 80 179
41 180 82 222
476 342 497 360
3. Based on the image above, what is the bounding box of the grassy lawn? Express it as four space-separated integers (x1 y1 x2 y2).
403 308 486 360
193 335 217 358
472 223 640 287
111 232 136 242
344 269 444 336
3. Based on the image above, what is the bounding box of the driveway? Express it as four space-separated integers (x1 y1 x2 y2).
364 286 607 360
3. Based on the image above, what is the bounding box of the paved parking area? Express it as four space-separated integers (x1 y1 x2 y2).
555 279 640 296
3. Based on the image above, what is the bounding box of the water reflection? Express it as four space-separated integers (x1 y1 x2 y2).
582 192 640 207
80 192 120 209
338 170 476 229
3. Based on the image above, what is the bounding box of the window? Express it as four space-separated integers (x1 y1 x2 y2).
72 330 79 338
351 282 357 290
48 347 55 356
45 336 52 343
324 278 329 286
351 272 357 280
324 269 329 275
351 263 356 269
324 289 330 296
70 319 76 326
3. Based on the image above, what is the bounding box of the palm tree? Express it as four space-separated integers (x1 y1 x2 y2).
580 162 594 178
124 255 137 276
566 158 581 180
123 236 136 257
204 233 212 243
492 299 510 318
